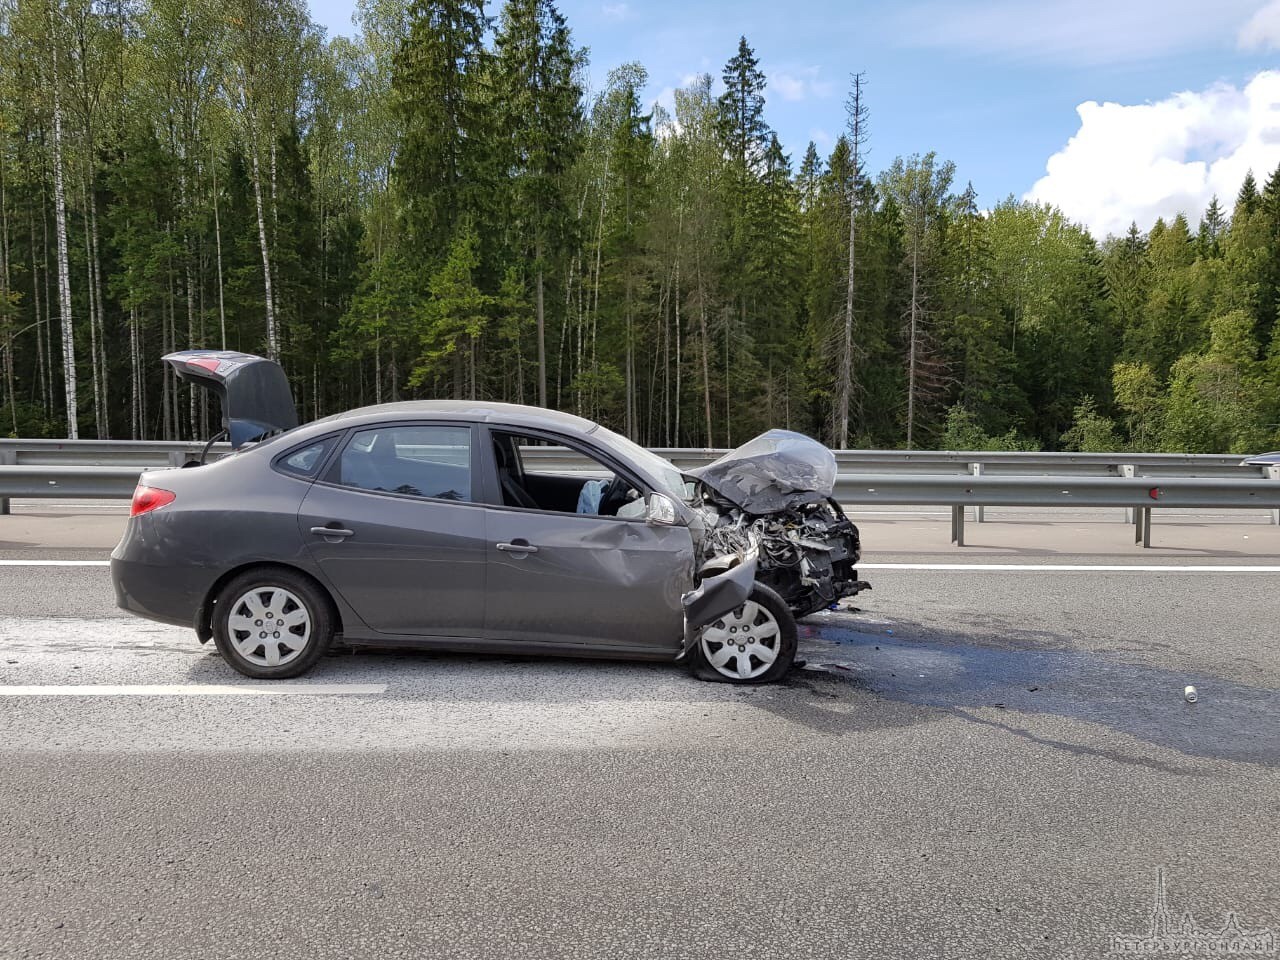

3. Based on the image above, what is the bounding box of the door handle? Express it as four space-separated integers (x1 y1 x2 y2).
310 525 354 539
496 541 539 554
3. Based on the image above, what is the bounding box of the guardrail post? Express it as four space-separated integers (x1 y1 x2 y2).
1133 506 1152 547
970 463 985 522
0 448 13 514
1269 465 1280 525
1120 465 1136 523
951 504 965 546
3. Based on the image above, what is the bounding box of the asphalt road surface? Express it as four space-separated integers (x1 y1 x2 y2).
2 513 1279 959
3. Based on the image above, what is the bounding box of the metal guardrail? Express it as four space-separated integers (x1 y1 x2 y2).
2 439 1278 547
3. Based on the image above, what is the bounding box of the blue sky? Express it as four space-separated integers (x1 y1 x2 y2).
309 0 1280 237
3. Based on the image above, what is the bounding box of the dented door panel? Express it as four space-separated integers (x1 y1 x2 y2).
483 509 693 649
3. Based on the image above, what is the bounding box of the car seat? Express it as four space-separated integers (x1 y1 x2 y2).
494 439 539 509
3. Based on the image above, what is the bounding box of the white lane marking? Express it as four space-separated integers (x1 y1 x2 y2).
0 560 111 566
859 563 1280 572
0 684 387 696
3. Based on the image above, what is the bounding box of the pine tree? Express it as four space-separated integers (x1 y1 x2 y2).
392 0 489 260
880 152 954 448
492 0 583 408
715 36 769 445
834 72 867 448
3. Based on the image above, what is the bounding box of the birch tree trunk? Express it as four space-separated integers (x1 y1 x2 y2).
535 238 546 407
29 209 47 417
88 194 108 436
51 45 78 439
213 151 227 348
696 256 712 447
673 249 681 446
907 248 919 450
129 305 140 438
250 147 278 359
0 151 15 436
80 179 102 437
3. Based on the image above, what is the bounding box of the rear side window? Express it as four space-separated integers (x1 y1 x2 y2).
274 437 336 479
335 425 472 502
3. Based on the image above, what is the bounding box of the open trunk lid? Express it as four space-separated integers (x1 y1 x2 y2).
162 350 298 448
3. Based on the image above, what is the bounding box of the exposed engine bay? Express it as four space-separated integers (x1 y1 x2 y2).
687 430 871 619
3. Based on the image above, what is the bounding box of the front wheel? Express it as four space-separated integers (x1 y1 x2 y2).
690 583 797 684
211 569 334 679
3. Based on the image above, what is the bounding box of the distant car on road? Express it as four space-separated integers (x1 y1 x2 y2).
1242 452 1280 466
111 351 867 684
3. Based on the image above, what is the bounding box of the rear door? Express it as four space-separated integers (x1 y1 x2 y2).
479 427 692 650
299 422 487 639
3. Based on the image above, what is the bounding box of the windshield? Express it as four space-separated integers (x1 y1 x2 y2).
591 425 689 500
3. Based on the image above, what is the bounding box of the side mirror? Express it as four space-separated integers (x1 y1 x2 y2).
646 493 679 525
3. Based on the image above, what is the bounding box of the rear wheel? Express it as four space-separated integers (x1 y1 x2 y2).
212 569 334 679
690 583 797 684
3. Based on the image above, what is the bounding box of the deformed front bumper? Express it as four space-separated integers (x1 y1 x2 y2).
679 553 759 656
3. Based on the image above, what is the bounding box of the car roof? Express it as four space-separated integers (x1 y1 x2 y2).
310 400 600 436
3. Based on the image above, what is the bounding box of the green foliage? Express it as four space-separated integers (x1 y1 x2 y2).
1161 310 1268 454
940 404 1038 452
1060 396 1120 452
1112 361 1165 451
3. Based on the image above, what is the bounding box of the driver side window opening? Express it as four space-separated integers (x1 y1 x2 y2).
491 432 645 518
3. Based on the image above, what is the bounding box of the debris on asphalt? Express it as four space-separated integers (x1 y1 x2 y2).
1185 685 1198 703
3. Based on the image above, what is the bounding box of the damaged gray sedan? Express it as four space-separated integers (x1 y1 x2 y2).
111 351 868 683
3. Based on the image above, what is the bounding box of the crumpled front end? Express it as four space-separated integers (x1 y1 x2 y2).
689 431 870 619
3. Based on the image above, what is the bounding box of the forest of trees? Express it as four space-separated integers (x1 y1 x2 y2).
2 0 1279 453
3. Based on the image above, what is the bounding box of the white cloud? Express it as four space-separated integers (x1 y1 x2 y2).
1239 0 1280 48
601 2 631 21
766 66 834 103
1025 71 1280 238
895 0 1258 65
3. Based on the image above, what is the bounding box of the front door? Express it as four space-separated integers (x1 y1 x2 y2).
300 422 486 638
480 429 692 649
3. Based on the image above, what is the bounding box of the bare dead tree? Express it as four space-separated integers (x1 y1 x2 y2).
835 72 867 450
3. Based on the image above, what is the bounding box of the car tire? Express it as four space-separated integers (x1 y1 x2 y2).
690 582 797 684
211 568 335 680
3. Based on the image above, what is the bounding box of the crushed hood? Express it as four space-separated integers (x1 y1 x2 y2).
163 350 298 448
687 429 838 514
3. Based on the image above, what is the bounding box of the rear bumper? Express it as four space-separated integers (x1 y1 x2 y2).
111 557 209 630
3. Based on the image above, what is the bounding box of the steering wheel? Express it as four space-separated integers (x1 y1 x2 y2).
598 474 634 516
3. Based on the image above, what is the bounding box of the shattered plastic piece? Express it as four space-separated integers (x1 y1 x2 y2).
1184 685 1198 703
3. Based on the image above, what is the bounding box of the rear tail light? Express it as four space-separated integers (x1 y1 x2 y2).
130 484 176 517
